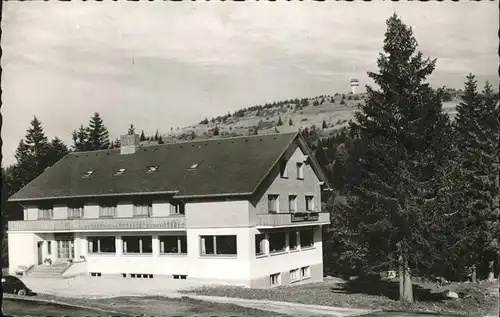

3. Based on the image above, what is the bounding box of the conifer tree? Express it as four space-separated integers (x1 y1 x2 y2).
289 118 293 126
87 113 110 150
72 125 91 152
345 14 455 302
322 120 327 129
154 130 159 141
139 130 146 141
277 116 283 126
213 126 220 136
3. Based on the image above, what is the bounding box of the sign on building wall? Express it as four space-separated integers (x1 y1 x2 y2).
291 212 319 222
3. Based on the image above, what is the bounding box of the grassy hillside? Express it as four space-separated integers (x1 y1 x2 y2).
160 90 461 143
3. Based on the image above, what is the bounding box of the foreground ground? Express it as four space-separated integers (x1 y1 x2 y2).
181 277 499 317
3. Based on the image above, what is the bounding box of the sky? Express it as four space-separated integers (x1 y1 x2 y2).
1 1 498 166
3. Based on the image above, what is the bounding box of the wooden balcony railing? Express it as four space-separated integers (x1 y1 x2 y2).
257 212 330 227
8 216 185 232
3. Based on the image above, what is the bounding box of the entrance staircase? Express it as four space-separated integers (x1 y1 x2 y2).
27 262 70 278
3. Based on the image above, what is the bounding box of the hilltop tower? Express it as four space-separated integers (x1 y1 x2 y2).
350 66 359 94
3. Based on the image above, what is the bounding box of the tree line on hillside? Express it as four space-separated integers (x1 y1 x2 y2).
1 14 498 305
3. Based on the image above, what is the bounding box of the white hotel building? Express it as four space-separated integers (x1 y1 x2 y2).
8 132 331 288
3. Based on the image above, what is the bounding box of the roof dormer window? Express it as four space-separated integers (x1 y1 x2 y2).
188 163 199 170
114 168 126 176
147 166 159 173
82 170 94 178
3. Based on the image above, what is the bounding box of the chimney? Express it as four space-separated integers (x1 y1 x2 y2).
120 134 140 155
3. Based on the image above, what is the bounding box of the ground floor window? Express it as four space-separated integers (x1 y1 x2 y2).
122 236 152 254
290 268 300 282
300 266 310 278
300 228 314 248
88 236 116 253
255 234 266 256
47 241 52 255
200 235 237 256
270 273 281 286
268 232 286 253
159 235 187 254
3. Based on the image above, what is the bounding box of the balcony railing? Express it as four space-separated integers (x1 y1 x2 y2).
257 212 330 227
8 216 185 232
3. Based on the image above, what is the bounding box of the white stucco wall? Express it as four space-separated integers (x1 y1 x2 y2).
8 232 39 273
185 200 251 228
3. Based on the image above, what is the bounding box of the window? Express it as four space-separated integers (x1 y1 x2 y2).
300 229 314 248
296 162 304 179
200 235 237 256
305 196 315 212
268 232 286 253
290 269 300 282
122 236 152 254
68 203 84 218
114 168 127 176
170 201 185 215
38 207 53 220
300 266 311 278
88 236 116 253
188 163 199 170
268 195 279 213
159 235 187 254
133 202 152 217
99 202 117 218
288 195 297 213
255 234 266 256
279 160 288 178
147 166 159 173
82 170 94 178
270 273 281 286
289 231 298 250
47 241 52 255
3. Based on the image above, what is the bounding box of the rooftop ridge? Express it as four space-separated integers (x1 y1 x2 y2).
67 132 299 156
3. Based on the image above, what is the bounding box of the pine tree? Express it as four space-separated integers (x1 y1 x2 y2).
322 120 327 129
139 130 146 142
154 130 159 141
346 14 455 302
158 136 164 144
213 126 220 136
289 118 293 126
128 124 136 135
453 76 500 282
87 113 110 150
47 137 69 167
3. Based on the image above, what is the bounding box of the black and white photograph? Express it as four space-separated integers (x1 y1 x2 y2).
0 1 498 316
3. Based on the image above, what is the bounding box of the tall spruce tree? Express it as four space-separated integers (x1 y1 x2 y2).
139 130 146 141
453 76 500 281
88 113 110 150
346 14 454 302
72 125 91 152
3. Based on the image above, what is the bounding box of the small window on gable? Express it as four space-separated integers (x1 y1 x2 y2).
114 168 126 176
279 160 288 178
82 170 94 178
188 163 199 170
296 163 304 180
147 166 159 173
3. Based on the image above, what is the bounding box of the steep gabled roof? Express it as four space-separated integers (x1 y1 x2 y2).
10 132 329 203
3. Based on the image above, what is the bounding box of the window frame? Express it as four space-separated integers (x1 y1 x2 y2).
170 201 185 215
300 228 315 249
267 195 279 213
300 266 311 279
270 273 281 286
279 160 288 178
200 235 238 256
289 231 298 251
122 236 153 254
99 201 117 218
268 231 287 254
38 207 54 220
288 195 297 213
159 235 187 255
133 201 152 217
255 234 266 256
305 195 315 212
289 268 300 282
87 236 116 254
296 162 304 180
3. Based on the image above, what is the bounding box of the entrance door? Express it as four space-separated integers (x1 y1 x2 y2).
37 242 43 265
54 233 75 260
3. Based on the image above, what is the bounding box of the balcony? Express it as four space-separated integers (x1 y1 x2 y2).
8 216 185 232
257 212 330 228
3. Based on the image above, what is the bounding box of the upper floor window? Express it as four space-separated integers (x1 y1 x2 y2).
279 160 288 178
113 168 126 176
300 228 314 248
170 201 185 215
305 196 315 212
122 236 152 254
133 201 152 217
159 235 187 254
296 162 304 179
288 195 297 213
99 202 117 218
38 207 53 220
268 195 279 213
200 235 237 256
147 166 159 173
68 203 84 219
289 231 298 251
